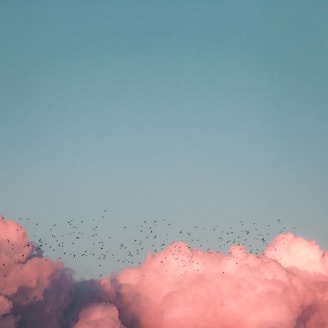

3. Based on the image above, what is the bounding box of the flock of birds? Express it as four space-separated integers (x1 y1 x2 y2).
10 212 296 278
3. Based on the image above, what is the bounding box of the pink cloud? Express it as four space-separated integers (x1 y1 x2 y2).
73 303 124 328
1 215 328 327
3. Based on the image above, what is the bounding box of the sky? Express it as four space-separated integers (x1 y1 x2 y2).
1 1 328 277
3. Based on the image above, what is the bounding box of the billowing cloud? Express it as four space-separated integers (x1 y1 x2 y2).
1 215 328 327
115 240 328 327
73 303 124 328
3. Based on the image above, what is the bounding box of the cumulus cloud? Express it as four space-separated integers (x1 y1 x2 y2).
73 303 124 328
1 215 328 327
99 236 328 327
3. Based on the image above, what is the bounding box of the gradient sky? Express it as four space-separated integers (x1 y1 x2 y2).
1 1 328 276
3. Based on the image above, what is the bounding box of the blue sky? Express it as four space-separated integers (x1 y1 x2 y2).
1 1 328 276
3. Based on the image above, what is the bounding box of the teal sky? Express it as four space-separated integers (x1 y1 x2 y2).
1 1 328 276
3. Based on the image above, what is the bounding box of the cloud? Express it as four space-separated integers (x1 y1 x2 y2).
73 303 124 328
1 215 328 327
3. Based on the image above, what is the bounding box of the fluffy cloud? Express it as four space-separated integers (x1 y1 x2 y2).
1 215 328 327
